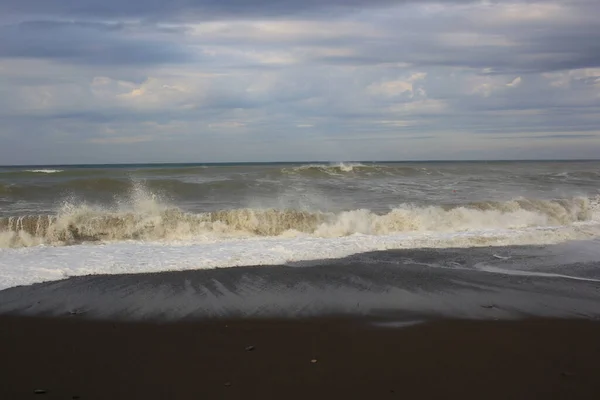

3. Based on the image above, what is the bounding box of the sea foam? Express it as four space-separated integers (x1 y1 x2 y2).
0 181 598 248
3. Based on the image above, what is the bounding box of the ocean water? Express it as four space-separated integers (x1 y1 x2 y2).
1 161 600 319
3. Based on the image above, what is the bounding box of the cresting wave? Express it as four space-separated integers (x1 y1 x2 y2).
25 169 64 174
0 169 65 176
283 162 383 175
280 162 443 178
1 192 598 248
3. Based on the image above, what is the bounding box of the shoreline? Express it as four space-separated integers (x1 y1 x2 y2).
3 244 600 321
1 315 600 399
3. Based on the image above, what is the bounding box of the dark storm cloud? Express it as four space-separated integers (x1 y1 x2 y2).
0 0 472 20
1 0 600 164
313 7 600 74
0 20 192 64
2 0 599 73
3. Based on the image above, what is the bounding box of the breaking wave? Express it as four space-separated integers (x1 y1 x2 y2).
1 184 598 248
24 169 64 174
280 162 441 177
283 163 383 176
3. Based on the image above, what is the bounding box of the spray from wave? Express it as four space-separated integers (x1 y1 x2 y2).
24 169 64 174
1 182 598 248
283 162 380 176
280 162 439 177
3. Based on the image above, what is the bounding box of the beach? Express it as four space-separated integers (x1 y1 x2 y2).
1 245 600 399
2 316 600 399
2 161 600 398
3 0 600 394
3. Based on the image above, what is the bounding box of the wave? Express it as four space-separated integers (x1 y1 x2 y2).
283 162 380 174
1 187 598 248
551 171 600 181
0 179 132 199
1 166 211 179
280 163 441 177
0 183 12 195
0 177 250 200
24 169 64 174
0 168 109 179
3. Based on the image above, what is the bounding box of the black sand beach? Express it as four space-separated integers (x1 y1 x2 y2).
2 3 600 397
2 245 600 399
1 316 600 399
2 245 600 320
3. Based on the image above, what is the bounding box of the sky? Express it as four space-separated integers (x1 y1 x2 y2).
1 0 600 164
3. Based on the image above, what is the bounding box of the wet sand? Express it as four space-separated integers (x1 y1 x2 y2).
1 316 600 399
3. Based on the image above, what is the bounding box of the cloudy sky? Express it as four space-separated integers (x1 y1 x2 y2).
1 0 600 164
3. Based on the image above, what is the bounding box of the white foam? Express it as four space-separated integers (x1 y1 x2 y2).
371 320 425 328
283 162 374 175
2 190 597 248
1 223 599 291
24 169 64 174
336 162 363 172
474 264 600 282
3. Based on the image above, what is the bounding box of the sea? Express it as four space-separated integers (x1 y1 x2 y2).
1 161 600 320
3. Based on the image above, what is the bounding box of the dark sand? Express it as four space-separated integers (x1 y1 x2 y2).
1 316 600 399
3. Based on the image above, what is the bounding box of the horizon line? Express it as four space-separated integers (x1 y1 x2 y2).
1 158 600 168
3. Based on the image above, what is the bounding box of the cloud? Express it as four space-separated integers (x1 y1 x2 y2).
0 20 192 65
1 0 600 163
467 75 523 97
114 77 195 109
466 2 569 25
367 72 427 98
506 76 522 88
543 68 600 89
492 133 600 140
2 1 600 73
0 0 467 21
89 135 154 144
437 32 515 48
207 121 246 129
389 99 448 115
